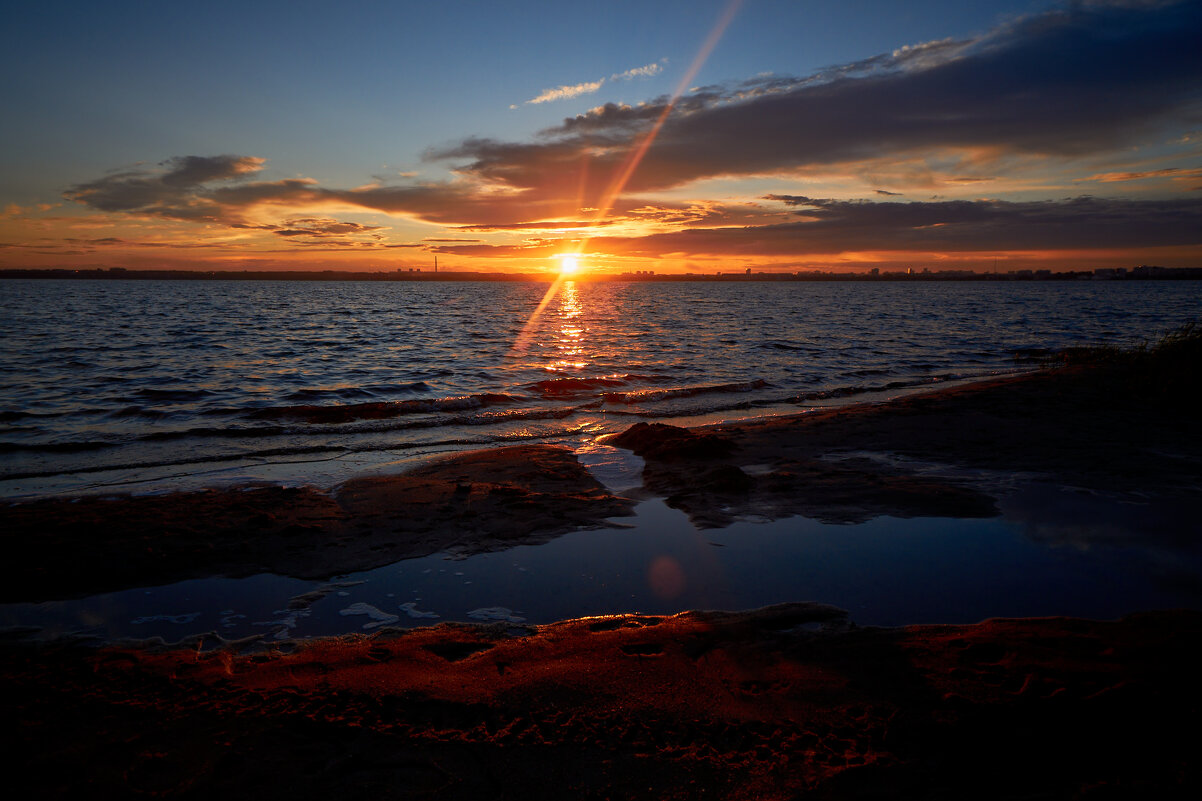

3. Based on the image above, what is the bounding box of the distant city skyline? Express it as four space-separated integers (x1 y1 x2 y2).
2 0 1200 274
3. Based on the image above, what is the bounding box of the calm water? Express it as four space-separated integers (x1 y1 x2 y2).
6 492 1201 643
1 278 1200 642
3 278 1199 497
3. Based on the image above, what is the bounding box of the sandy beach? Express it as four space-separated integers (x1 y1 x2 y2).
3 337 1200 798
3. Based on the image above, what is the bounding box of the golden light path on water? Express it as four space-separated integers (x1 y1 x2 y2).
507 0 745 359
548 281 587 372
529 280 727 603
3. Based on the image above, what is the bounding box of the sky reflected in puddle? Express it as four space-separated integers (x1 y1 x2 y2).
5 484 1199 645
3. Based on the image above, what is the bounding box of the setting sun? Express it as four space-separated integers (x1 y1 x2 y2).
559 254 580 275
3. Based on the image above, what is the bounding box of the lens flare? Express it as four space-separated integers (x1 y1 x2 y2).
508 0 743 358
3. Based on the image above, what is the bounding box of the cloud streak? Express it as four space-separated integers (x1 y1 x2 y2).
520 60 664 106
611 61 663 81
1079 167 1202 188
525 78 606 105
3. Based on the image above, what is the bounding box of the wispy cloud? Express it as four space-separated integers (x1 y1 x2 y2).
519 59 664 106
611 61 663 81
1079 167 1202 188
525 78 606 105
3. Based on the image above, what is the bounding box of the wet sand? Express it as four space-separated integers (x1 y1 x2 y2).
0 444 633 603
612 363 1201 528
2 348 1200 798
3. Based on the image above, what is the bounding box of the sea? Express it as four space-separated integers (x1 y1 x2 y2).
2 277 1201 643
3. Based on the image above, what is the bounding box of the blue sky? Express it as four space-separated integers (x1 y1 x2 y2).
2 0 1199 272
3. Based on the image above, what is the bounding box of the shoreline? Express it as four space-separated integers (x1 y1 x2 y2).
3 349 1200 796
0 366 1030 505
3 358 1199 606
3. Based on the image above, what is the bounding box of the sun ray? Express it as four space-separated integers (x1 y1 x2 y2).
508 0 744 357
589 0 744 232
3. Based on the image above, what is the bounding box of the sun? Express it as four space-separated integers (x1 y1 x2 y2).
558 254 580 275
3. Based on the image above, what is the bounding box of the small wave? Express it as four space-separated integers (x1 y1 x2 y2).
0 409 67 422
108 405 170 420
247 392 522 424
130 388 218 403
1010 347 1053 363
757 341 808 351
784 374 963 405
601 379 769 405
0 444 346 481
284 387 380 402
138 424 289 442
365 381 432 395
0 440 118 454
528 373 669 399
309 404 580 436
460 406 575 425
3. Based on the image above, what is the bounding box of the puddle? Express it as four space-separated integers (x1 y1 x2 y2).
3 485 1199 645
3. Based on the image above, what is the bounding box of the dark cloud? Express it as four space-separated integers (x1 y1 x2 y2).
51 237 221 250
434 195 1202 259
64 155 268 223
452 219 623 231
159 155 264 187
875 189 903 196
270 217 384 239
437 1 1202 194
637 194 1202 254
66 236 126 245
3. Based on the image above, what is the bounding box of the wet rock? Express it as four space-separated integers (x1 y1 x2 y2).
608 422 736 460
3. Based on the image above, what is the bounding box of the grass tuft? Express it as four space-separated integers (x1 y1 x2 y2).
1036 320 1201 407
1038 320 1201 368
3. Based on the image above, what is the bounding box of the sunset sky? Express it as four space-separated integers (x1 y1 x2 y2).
2 0 1200 274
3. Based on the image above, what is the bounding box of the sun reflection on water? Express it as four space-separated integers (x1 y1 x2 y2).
547 281 588 372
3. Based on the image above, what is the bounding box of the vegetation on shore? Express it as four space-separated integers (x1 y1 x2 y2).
1044 320 1198 365
1036 320 1200 404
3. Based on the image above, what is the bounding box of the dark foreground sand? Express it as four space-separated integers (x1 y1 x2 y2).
2 342 1200 798
3 606 1199 799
